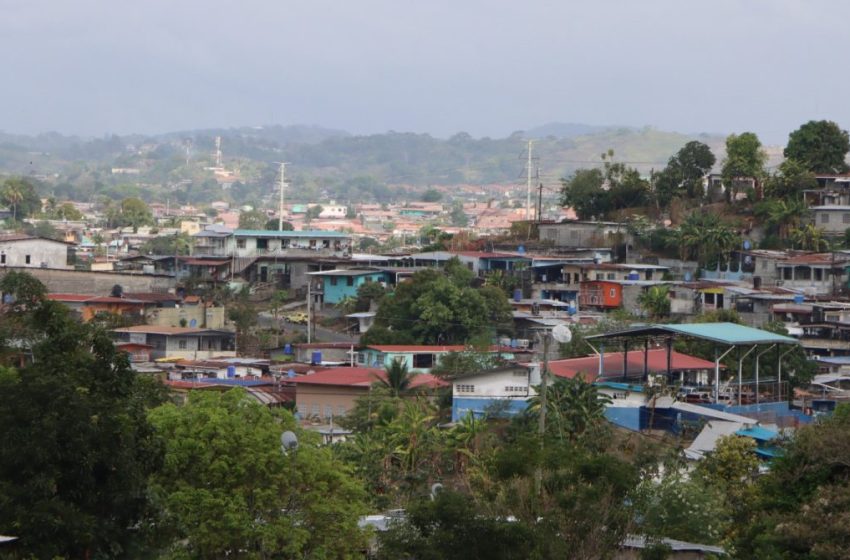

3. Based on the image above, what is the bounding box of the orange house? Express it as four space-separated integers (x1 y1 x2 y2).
579 280 622 309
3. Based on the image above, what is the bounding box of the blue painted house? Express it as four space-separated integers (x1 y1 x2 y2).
310 268 389 304
359 345 516 374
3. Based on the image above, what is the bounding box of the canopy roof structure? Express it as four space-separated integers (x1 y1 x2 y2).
587 322 798 346
585 322 799 407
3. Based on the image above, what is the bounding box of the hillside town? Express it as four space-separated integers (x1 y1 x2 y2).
6 1 850 557
4 118 850 558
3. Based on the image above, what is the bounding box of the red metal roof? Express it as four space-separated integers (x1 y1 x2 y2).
548 349 718 380
47 293 94 302
293 367 447 389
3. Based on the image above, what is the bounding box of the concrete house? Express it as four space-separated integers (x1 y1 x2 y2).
112 325 236 360
357 345 516 373
193 227 352 258
0 234 73 269
308 268 388 304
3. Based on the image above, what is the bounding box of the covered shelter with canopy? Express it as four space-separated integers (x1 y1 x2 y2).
586 322 799 406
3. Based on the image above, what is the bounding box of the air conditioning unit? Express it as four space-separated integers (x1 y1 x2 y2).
516 339 530 349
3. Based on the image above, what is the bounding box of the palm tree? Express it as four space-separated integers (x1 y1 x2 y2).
377 359 415 397
638 285 671 320
527 375 612 440
791 224 830 251
2 182 23 221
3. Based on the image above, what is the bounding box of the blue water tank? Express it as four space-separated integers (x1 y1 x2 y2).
627 271 639 281
226 366 236 378
510 339 518 348
311 351 322 365
568 303 577 315
284 343 293 355
287 369 296 378
794 294 805 304
513 289 522 302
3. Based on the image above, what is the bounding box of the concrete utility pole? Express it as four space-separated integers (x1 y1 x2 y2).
276 163 289 231
526 140 534 222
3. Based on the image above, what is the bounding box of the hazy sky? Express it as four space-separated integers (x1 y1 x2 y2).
1 0 848 143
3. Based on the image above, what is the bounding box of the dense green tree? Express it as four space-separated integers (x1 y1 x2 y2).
763 158 818 199
364 258 512 344
655 141 716 206
754 197 807 243
148 389 368 558
139 232 193 255
238 208 267 230
1 177 42 220
305 204 324 221
560 167 608 219
421 187 443 202
449 200 468 226
785 119 850 173
113 197 154 231
430 350 503 378
721 132 767 201
265 218 294 230
0 273 165 558
377 490 535 560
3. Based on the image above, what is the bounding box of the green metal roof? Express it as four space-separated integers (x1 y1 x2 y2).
233 229 350 238
662 323 797 345
588 322 798 346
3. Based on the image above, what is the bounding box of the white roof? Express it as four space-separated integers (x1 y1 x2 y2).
684 420 744 460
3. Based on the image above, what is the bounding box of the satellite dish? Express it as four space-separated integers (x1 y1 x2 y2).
280 431 299 454
551 323 572 344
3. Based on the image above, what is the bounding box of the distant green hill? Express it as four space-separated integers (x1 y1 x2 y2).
0 124 746 206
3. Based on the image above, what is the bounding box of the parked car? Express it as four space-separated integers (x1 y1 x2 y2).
283 311 308 325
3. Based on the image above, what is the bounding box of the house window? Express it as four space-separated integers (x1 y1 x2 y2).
330 277 338 286
357 352 366 365
25 255 31 264
412 353 434 369
256 238 268 249
0 253 5 264
236 239 246 248
844 214 850 224
347 277 354 287
609 288 616 298
324 405 333 419
456 384 475 393
783 267 793 280
821 213 830 224
178 340 187 349
815 268 824 282
311 404 320 417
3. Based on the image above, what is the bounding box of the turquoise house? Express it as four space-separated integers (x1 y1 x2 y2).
310 268 389 304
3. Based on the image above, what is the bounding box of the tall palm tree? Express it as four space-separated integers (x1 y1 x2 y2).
638 285 671 320
791 224 830 252
377 359 415 397
527 375 612 440
2 182 23 221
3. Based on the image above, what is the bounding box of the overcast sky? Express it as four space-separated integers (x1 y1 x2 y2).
1 0 847 143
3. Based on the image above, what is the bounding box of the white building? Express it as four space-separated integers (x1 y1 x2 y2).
0 234 73 269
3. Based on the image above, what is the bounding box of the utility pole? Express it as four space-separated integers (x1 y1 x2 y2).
536 165 543 224
275 163 289 231
535 330 551 499
307 280 312 344
526 140 534 222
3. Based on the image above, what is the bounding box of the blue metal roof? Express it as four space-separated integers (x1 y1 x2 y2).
736 426 779 441
595 381 645 392
233 229 350 238
663 323 797 345
588 322 798 346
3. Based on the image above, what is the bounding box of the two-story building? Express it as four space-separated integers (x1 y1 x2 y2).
112 325 236 360
192 226 353 258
